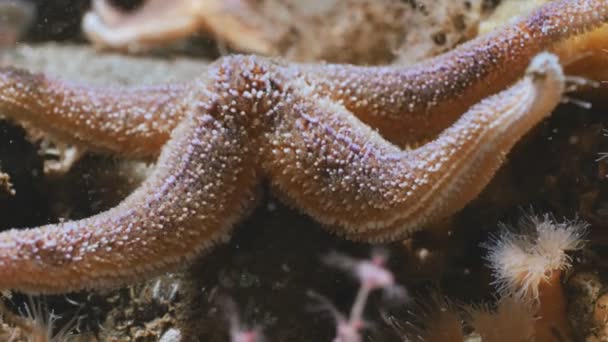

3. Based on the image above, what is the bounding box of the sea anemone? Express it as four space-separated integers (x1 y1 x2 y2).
0 295 80 342
389 293 464 342
483 213 588 341
466 296 535 342
484 213 587 300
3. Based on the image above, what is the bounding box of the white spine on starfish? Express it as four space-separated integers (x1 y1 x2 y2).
268 53 564 242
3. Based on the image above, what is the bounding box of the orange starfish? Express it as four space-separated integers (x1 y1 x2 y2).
82 0 275 54
0 0 603 293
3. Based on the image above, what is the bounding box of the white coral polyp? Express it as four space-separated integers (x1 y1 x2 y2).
484 214 588 301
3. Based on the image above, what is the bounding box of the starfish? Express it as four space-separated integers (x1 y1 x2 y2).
83 0 276 54
81 0 478 64
0 0 604 294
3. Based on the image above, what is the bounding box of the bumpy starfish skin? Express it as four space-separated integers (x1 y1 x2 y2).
306 0 608 145
0 68 188 158
0 0 601 293
272 53 565 240
1 0 604 157
0 52 564 293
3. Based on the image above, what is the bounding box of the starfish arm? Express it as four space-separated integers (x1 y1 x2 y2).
300 0 607 146
268 53 565 242
82 0 274 54
0 67 188 158
0 81 262 293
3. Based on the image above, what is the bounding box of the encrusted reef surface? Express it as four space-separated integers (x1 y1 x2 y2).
3 1 608 341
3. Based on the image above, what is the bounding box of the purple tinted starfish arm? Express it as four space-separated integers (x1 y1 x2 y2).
301 0 607 145
0 63 263 293
270 53 565 242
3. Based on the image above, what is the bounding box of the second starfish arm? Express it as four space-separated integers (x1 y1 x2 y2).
301 0 607 146
0 55 288 293
0 67 189 158
0 82 262 293
269 53 565 242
